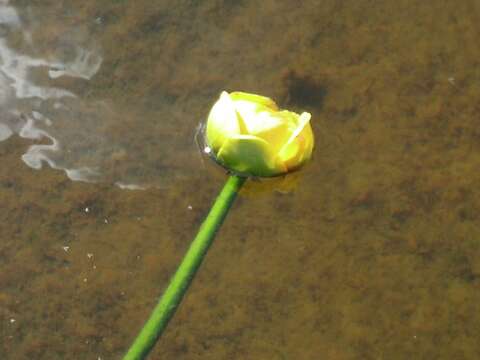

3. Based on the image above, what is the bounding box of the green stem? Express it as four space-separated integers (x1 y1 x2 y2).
123 175 246 360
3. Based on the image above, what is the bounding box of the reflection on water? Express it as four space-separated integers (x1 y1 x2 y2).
0 1 106 182
0 1 192 189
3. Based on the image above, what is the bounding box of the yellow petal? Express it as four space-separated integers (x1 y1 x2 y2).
244 112 292 152
206 91 241 151
278 112 314 170
230 93 281 136
230 92 278 111
232 106 297 154
217 134 286 177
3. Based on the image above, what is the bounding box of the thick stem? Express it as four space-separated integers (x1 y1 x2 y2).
123 175 246 360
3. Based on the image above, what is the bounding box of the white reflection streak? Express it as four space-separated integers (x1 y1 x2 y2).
0 122 12 140
0 2 104 182
0 39 75 99
19 116 60 169
114 182 146 191
0 1 19 26
19 115 100 181
48 48 102 80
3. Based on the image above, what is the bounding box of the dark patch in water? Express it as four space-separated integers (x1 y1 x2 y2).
282 70 327 111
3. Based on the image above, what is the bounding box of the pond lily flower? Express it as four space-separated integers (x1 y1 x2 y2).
205 91 314 177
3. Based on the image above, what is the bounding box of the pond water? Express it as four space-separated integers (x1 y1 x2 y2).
1 0 480 359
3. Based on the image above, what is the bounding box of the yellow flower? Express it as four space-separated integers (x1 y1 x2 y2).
205 91 314 177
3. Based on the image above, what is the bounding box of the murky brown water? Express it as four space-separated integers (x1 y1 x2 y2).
1 0 480 359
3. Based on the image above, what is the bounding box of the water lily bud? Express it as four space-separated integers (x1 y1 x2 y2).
205 91 314 177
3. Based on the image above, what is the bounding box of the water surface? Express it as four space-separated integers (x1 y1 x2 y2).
1 0 480 359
